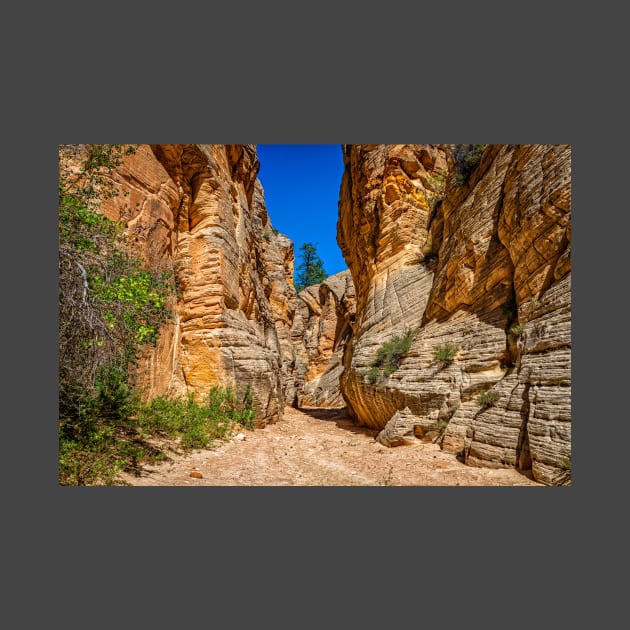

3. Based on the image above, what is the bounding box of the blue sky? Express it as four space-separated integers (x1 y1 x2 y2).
256 144 348 279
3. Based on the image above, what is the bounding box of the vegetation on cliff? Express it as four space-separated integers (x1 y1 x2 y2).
295 241 327 291
58 145 256 485
365 329 415 385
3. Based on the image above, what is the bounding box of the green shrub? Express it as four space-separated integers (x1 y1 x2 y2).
138 385 256 448
60 384 258 485
476 390 500 409
432 343 458 366
510 324 525 336
425 169 448 214
559 456 572 471
453 144 487 185
365 366 380 385
368 329 415 384
59 144 175 419
59 435 128 486
58 144 179 485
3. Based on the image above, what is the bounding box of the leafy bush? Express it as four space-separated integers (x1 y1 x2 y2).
510 324 525 336
138 386 256 449
365 366 380 385
367 329 415 384
476 390 500 408
425 169 448 213
59 144 175 419
59 385 257 485
58 144 177 485
452 144 487 185
432 343 458 366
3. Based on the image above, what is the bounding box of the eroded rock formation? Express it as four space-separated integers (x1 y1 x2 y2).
59 143 570 484
62 143 354 425
290 270 356 407
94 144 296 425
337 144 571 485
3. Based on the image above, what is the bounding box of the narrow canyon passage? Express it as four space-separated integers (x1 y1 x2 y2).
120 407 542 487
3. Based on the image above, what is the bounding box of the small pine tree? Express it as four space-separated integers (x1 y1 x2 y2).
295 242 327 291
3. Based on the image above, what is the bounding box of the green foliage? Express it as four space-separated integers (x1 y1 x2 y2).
476 390 501 409
59 384 257 485
365 366 381 385
59 145 175 413
453 144 487 185
295 242 327 291
554 456 572 486
510 324 525 336
378 465 395 486
432 343 458 366
425 169 448 213
138 386 256 450
58 144 180 484
366 329 415 384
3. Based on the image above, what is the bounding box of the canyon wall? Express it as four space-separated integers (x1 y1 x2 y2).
337 144 571 485
59 143 570 484
61 143 350 425
93 144 297 425
290 270 356 407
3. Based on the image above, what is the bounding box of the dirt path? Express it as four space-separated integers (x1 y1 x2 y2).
120 406 543 486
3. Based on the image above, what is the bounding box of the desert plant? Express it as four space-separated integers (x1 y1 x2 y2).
368 329 416 383
378 465 395 486
59 145 175 418
554 456 572 486
476 390 500 409
58 144 178 485
365 366 381 385
138 386 257 450
432 342 458 367
510 324 525 336
452 144 487 185
425 169 448 213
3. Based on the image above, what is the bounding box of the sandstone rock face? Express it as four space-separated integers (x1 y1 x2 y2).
250 180 300 408
60 143 354 424
376 407 433 447
337 144 571 485
93 144 297 426
290 270 356 407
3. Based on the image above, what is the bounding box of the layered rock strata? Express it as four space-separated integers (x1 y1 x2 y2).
337 144 571 485
290 270 356 407
62 143 353 424
91 144 296 425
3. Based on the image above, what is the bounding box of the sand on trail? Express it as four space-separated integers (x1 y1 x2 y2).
119 406 543 487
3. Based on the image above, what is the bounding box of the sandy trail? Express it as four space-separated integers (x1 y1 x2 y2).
120 406 543 486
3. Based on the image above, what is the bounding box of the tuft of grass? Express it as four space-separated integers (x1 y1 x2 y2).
367 329 415 384
432 343 458 367
378 465 395 486
476 390 500 409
